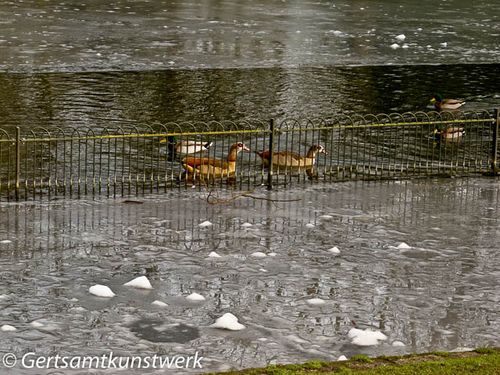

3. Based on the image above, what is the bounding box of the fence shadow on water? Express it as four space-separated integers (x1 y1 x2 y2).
0 110 498 200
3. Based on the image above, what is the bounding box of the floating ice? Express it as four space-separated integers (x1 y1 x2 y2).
1 324 17 332
305 223 315 228
319 215 333 219
306 298 326 305
392 340 406 347
210 313 245 331
328 247 340 254
268 252 277 257
89 284 115 298
348 328 388 346
152 300 168 307
390 43 400 49
198 220 213 228
186 293 205 302
250 252 267 258
396 34 406 41
0 240 12 244
329 30 343 36
440 42 448 47
259 268 267 272
402 44 409 49
124 276 153 290
397 242 411 249
241 222 253 228
208 251 221 258
338 355 348 361
30 321 44 328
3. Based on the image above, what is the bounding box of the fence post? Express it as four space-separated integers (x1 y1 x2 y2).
492 108 499 175
267 119 275 190
15 127 21 200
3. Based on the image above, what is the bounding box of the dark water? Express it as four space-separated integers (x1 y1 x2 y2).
0 0 499 128
0 65 499 130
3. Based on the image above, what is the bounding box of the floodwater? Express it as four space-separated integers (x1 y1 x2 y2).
0 0 500 373
1 179 500 374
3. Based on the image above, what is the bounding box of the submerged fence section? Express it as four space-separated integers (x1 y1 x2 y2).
0 110 498 200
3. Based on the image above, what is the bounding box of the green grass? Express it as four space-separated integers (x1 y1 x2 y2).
209 348 500 375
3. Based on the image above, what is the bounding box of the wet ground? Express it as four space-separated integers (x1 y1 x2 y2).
1 178 499 373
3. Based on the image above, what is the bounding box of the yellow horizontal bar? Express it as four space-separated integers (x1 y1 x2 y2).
0 117 495 142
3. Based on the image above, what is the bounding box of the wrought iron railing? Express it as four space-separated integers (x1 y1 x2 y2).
0 110 498 200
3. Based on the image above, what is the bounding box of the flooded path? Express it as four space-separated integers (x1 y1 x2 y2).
1 178 499 373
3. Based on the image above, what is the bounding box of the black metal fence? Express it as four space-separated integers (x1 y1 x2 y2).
0 110 498 200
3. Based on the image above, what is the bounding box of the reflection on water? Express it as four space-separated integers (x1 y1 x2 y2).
0 0 498 72
1 178 499 373
0 64 499 129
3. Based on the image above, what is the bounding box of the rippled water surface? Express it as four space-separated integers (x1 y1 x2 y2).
1 179 499 373
1 0 499 71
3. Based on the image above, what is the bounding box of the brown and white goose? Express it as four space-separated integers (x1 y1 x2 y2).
181 142 250 180
255 144 328 179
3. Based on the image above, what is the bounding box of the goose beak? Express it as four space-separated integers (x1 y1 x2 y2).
242 144 251 152
430 98 436 104
159 138 167 143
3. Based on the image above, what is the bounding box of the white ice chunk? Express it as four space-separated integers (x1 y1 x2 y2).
186 293 205 302
198 220 213 228
1 324 17 331
306 298 326 305
328 247 341 254
348 327 388 346
210 313 245 331
123 276 153 290
89 284 115 298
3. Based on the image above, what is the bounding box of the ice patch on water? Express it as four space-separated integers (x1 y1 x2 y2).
89 284 115 298
250 252 267 258
210 313 245 331
208 251 221 258
306 298 326 305
124 276 153 289
348 328 387 346
392 340 405 347
1 324 17 331
328 247 340 254
186 293 205 302
152 300 168 307
199 220 213 228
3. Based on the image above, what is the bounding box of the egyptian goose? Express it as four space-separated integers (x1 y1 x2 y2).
433 126 465 141
255 144 327 179
181 142 250 180
160 136 212 161
430 94 465 111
